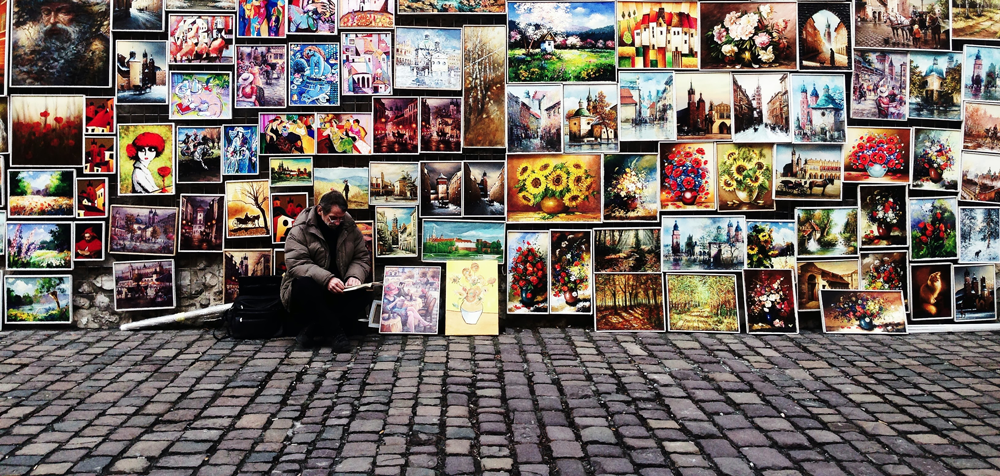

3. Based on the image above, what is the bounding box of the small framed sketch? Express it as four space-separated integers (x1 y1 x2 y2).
269 157 314 187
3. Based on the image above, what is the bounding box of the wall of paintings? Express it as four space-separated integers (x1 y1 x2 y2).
0 0 997 334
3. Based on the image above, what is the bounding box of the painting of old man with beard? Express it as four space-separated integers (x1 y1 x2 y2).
10 0 111 87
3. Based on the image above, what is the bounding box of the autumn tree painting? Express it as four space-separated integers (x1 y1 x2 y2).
463 25 506 148
665 274 739 332
595 274 664 331
226 180 270 238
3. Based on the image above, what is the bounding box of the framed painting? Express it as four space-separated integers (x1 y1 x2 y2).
108 205 179 256
743 268 798 334
176 126 223 184
595 274 665 332
963 102 1000 153
699 2 796 70
617 2 698 70
113 260 176 312
85 96 115 134
861 251 910 312
223 125 260 175
661 215 746 271
113 0 164 31
224 250 273 303
909 52 962 121
341 33 393 95
563 83 619 154
74 222 105 262
4 275 72 324
420 98 462 153
958 207 1000 263
117 123 175 195
506 2 616 83
602 154 658 222
506 84 562 154
167 15 235 65
272 192 308 244
421 220 504 263
168 0 236 11
619 71 675 142
0 98 7 153
851 50 909 121
11 95 85 167
6 222 72 271
10 0 111 87
76 177 107 218
84 137 115 174
373 97 418 154
674 73 732 140
314 167 368 209
236 45 288 108
379 266 442 335
179 194 225 252
287 0 337 33
168 72 233 121
954 264 997 322
594 228 660 273
794 207 859 258
375 206 418 258
797 259 859 311
821 290 908 333
273 249 286 274
114 41 169 105
444 260 500 336
858 185 908 248
339 0 394 28
399 0 504 13
237 0 287 37
963 46 1000 102
909 197 959 261
0 212 7 255
269 157 313 187
463 161 505 217
288 43 340 106
773 144 843 201
791 74 846 143
419 161 462 217
843 127 912 183
731 74 792 142
746 220 796 270
911 128 960 192
462 25 506 148
357 220 374 282
798 3 851 71
550 230 592 315
370 162 419 206
856 3 950 50
8 169 75 219
394 28 462 90
911 262 954 321
961 152 1000 204
506 155 602 224
659 143 715 211
317 113 373 154
507 230 549 314
716 143 775 212
664 273 739 333
259 114 316 155
225 180 270 239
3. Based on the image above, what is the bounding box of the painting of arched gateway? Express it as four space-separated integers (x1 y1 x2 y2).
796 259 859 310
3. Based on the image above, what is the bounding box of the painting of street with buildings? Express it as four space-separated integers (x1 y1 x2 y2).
506 84 563 154
373 97 419 154
674 73 732 140
224 250 272 303
179 195 224 252
660 216 746 271
855 0 950 50
375 206 418 257
394 28 462 90
732 73 791 143
791 74 846 143
5 275 72 324
236 45 287 108
619 71 675 142
507 2 617 83
420 162 462 217
964 46 1000 102
665 274 738 333
109 205 179 256
799 3 851 70
595 274 664 332
960 152 1000 203
563 84 619 153
115 40 169 105
954 264 997 321
909 52 963 120
113 260 175 311
773 144 843 200
852 50 909 120
420 98 462 153
616 2 698 70
464 161 505 217
421 220 504 262
797 259 859 311
369 162 419 206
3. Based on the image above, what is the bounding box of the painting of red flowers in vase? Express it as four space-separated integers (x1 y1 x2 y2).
820 290 908 334
507 231 549 314
910 197 958 261
659 143 715 211
861 252 909 312
700 2 796 70
742 268 798 334
550 230 592 315
843 127 911 183
506 155 601 223
859 185 908 248
10 96 84 167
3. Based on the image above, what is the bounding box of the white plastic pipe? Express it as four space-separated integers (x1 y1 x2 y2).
119 303 233 331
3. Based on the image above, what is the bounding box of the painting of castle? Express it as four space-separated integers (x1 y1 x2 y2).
660 216 746 271
910 52 962 121
791 74 846 143
674 73 731 140
964 46 1000 103
773 144 843 200
616 2 698 70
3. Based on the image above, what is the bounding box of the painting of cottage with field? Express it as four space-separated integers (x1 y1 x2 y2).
665 274 739 333
8 170 75 218
4 275 72 324
507 2 617 82
595 274 664 332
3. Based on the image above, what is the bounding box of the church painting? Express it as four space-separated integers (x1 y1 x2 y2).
773 144 843 200
660 215 746 271
674 72 731 140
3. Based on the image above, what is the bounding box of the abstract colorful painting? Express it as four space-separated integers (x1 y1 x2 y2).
167 14 235 64
617 2 698 69
118 124 176 195
380 266 441 334
84 137 115 174
400 0 504 13
289 43 340 106
341 33 392 95
339 0 394 28
259 114 316 154
595 274 664 332
272 192 307 244
76 178 107 218
169 72 233 121
237 0 287 37
444 260 500 336
287 0 337 33
317 113 372 154
84 97 115 134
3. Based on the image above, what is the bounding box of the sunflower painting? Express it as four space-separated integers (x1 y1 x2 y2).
716 143 775 212
506 155 602 223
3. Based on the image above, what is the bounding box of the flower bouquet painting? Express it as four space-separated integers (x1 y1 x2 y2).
506 155 601 223
911 128 960 191
861 252 909 311
507 231 549 314
859 185 907 248
820 290 908 334
843 128 911 183
445 260 499 336
701 3 796 70
910 197 959 261
659 143 715 211
603 154 658 222
746 220 795 269
550 230 592 314
716 144 774 211
742 268 797 334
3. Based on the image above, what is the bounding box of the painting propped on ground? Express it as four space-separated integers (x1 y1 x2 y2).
549 230 592 315
444 261 500 336
507 230 549 314
665 273 738 333
595 274 664 332
743 268 798 334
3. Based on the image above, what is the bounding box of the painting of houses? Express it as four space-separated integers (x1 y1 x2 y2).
791 74 846 143
564 84 619 153
373 97 418 154
223 250 272 303
179 194 224 252
660 216 746 271
507 84 563 153
960 152 1000 204
340 33 392 95
463 161 505 216
674 73 732 140
114 40 169 105
339 0 394 28
616 2 698 69
109 205 179 256
773 144 843 200
369 162 419 206
732 73 791 142
375 206 418 257
910 52 962 121
394 28 462 90
113 260 174 311
420 161 462 217
619 71 675 141
420 98 462 153
507 2 617 82
852 50 909 121
798 3 851 70
796 259 859 310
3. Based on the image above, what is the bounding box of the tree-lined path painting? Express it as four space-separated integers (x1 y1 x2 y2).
595 273 664 331
665 273 739 332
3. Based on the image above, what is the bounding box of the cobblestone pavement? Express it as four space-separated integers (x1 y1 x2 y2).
1 329 1000 475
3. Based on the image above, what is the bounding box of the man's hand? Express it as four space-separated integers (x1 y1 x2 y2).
345 277 361 288
327 277 346 293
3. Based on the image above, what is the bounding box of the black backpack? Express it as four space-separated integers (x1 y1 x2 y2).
220 276 287 339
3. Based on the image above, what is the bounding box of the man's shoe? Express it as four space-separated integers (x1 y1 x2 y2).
296 327 321 349
330 334 352 353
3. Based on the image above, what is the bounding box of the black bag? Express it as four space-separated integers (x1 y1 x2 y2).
221 276 287 339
